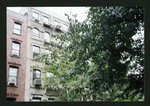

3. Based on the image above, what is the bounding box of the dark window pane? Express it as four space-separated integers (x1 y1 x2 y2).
7 98 16 101
32 97 41 101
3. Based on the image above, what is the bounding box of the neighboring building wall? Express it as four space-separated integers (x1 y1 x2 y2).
19 7 69 101
7 9 27 101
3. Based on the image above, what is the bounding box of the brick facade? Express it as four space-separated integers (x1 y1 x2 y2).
7 10 27 101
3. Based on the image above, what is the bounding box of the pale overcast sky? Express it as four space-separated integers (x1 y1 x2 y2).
7 7 143 40
7 7 89 22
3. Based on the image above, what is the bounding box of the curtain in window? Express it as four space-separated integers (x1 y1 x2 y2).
9 67 17 76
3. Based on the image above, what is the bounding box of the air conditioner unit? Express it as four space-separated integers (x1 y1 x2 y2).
43 22 49 25
43 22 51 28
12 51 18 56
9 78 16 85
34 17 39 22
49 23 55 28
34 79 41 86
55 25 61 30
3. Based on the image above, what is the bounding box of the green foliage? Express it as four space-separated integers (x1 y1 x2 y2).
114 94 144 101
34 6 144 101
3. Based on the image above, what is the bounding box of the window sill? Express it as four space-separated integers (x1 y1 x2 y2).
7 85 18 88
13 32 22 36
10 55 20 58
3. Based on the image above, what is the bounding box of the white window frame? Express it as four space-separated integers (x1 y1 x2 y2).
33 45 40 58
11 42 20 56
44 32 50 42
32 11 39 19
54 20 59 26
43 16 49 23
32 28 40 39
8 67 18 85
33 69 41 81
13 22 21 35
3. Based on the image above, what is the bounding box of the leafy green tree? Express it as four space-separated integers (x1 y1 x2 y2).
34 6 144 101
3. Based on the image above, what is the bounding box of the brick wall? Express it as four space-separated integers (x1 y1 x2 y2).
7 11 27 101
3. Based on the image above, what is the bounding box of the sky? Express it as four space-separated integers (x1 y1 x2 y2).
7 7 89 22
7 7 143 39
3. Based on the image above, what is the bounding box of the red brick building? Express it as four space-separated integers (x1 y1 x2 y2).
7 9 27 101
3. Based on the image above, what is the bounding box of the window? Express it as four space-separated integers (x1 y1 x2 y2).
33 46 40 58
11 42 20 56
32 97 41 102
44 32 50 42
32 28 39 39
33 69 41 80
54 20 59 26
47 72 53 77
48 98 55 102
63 24 68 31
7 98 16 101
8 67 18 85
43 16 49 23
32 12 39 19
13 22 21 35
45 49 51 59
45 49 50 54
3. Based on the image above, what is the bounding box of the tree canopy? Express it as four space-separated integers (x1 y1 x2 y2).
34 6 144 101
